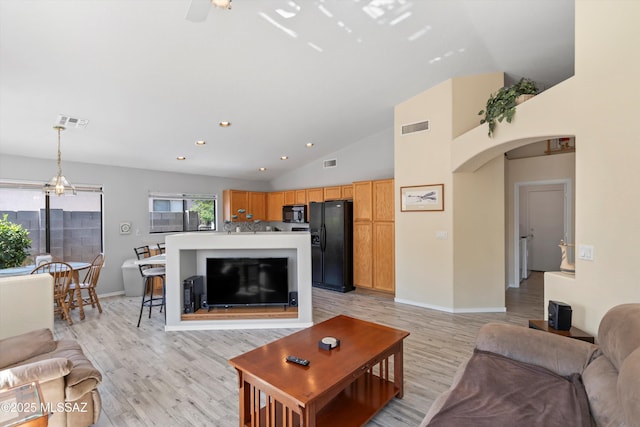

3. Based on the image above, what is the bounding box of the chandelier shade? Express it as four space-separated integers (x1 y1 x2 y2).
43 125 76 196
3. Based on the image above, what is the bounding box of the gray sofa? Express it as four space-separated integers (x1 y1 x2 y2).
0 328 102 427
421 303 640 426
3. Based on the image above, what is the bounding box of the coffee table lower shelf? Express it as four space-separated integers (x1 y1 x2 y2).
316 373 399 427
246 373 398 427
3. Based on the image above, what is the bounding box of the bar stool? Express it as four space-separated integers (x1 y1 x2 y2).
133 246 166 327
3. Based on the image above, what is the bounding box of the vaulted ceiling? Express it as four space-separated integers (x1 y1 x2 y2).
0 0 574 180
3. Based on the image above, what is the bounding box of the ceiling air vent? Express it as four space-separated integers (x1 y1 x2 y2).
323 159 337 169
402 120 429 135
57 114 89 129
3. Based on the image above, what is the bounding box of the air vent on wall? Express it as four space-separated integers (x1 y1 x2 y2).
402 120 429 135
57 114 89 129
323 159 337 168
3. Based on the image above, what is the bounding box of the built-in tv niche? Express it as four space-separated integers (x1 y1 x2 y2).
205 257 289 308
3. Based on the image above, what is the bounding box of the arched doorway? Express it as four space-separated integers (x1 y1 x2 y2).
505 138 576 288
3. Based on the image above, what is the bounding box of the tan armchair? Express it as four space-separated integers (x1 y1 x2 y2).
0 329 102 427
421 304 640 426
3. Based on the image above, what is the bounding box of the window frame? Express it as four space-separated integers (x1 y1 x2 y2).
148 192 217 234
0 179 104 256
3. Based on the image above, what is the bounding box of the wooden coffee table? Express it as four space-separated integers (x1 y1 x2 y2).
228 315 410 427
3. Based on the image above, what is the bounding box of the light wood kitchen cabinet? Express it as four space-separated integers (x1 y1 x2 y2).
223 190 249 221
267 192 285 222
372 222 395 292
373 179 394 221
248 191 267 221
353 181 373 221
284 190 296 206
306 188 324 205
223 190 267 221
295 190 307 205
353 222 373 289
341 184 354 200
323 186 342 201
352 178 395 293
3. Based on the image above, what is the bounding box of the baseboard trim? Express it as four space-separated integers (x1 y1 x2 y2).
97 290 125 298
453 306 506 313
394 298 455 313
394 298 506 313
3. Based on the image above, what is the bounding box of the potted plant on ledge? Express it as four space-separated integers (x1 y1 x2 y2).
478 77 539 137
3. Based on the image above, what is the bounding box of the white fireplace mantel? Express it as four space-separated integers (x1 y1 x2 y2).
164 232 313 331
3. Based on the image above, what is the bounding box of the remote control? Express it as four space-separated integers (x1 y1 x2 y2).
286 355 310 366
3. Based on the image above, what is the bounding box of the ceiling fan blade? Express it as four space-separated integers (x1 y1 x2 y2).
185 0 211 22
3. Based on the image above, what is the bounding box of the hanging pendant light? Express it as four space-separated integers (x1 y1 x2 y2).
43 125 76 196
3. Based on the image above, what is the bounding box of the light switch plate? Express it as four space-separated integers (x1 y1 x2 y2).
436 231 448 240
578 244 594 261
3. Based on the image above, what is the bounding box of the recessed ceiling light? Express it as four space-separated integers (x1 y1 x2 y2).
211 0 231 9
280 156 288 160
177 156 186 160
258 167 267 172
219 121 232 127
306 142 314 147
195 140 206 146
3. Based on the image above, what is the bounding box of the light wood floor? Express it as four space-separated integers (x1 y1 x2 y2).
53 272 544 427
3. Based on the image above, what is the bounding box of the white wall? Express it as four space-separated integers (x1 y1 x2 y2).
268 127 393 191
0 154 270 295
561 0 640 334
394 72 505 312
453 155 505 311
394 79 455 310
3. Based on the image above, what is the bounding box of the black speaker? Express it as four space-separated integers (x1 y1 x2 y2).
548 300 572 330
183 275 204 314
183 284 192 313
288 291 298 307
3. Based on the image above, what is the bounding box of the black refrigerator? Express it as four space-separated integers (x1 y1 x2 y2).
310 200 354 293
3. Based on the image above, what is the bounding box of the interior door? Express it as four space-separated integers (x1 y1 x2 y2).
527 185 565 271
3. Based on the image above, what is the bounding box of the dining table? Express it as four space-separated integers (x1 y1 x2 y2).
0 261 92 320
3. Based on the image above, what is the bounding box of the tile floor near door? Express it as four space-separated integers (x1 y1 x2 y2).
53 273 544 427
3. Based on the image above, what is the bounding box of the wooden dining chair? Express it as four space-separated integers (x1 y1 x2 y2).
68 253 104 315
31 261 74 326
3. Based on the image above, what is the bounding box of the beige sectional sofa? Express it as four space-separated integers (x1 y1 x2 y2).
0 328 102 427
0 274 102 426
421 304 640 426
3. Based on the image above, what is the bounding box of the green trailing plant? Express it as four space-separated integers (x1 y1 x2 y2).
478 78 539 137
0 214 32 269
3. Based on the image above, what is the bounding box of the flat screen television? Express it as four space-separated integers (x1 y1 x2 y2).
205 257 289 307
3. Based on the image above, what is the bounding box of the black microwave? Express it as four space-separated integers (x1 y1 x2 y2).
283 205 307 223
